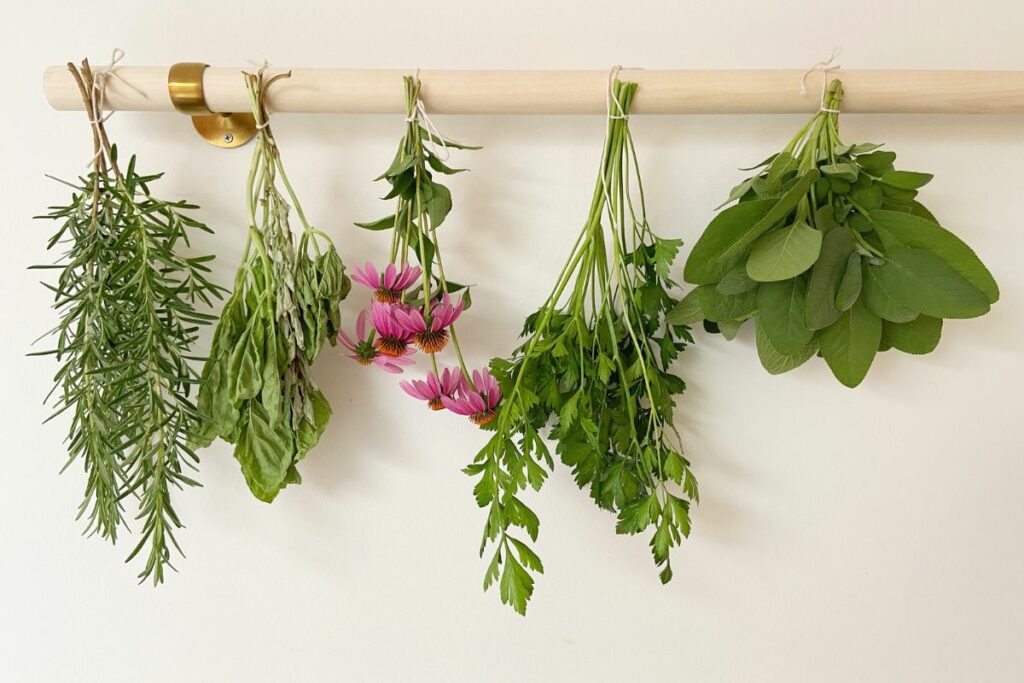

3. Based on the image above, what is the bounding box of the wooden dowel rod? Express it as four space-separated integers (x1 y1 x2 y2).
42 66 1024 114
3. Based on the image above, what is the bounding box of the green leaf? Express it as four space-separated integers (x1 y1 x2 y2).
685 170 818 285
881 170 933 190
380 152 417 180
654 237 683 279
716 264 758 294
235 405 296 503
354 215 396 231
684 199 775 284
818 299 882 387
425 153 466 175
666 289 703 325
756 278 814 355
482 549 501 591
230 331 262 402
820 162 859 182
508 537 544 574
745 222 823 282
861 263 919 323
835 253 863 311
718 318 747 340
882 315 942 355
805 227 854 330
425 182 453 227
873 247 990 319
856 150 897 174
697 285 757 323
754 318 816 375
870 210 998 303
499 553 534 616
296 388 332 459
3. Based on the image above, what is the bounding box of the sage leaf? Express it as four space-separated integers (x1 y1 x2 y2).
882 316 942 355
684 170 819 285
881 170 933 190
666 288 704 325
818 300 882 388
870 210 999 303
862 263 919 323
718 318 747 340
716 265 759 294
805 227 854 330
697 285 758 322
684 199 775 284
745 221 823 282
874 247 990 319
756 278 814 355
835 253 863 311
755 318 817 375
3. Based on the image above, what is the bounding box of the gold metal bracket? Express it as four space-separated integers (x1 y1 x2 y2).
168 62 256 148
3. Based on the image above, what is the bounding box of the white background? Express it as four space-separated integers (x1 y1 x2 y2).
2 1 1022 681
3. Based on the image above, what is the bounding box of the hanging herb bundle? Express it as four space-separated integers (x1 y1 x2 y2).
33 59 223 582
196 69 350 502
347 74 487 408
678 79 998 387
465 79 695 614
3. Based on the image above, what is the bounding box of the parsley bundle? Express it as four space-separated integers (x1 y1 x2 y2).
678 79 998 386
468 79 695 614
196 69 350 501
34 59 223 582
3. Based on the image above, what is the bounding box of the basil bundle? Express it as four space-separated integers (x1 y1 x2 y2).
469 79 695 614
196 70 350 501
678 79 998 387
34 60 223 582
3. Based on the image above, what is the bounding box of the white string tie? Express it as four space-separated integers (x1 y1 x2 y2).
800 46 842 113
407 69 451 162
607 65 628 120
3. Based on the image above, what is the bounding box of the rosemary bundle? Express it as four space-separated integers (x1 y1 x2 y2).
34 59 223 582
680 79 998 386
196 69 350 502
468 79 695 614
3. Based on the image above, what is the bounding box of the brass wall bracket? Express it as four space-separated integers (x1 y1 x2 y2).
168 62 256 148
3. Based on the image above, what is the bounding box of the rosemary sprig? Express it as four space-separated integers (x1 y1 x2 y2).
34 59 223 582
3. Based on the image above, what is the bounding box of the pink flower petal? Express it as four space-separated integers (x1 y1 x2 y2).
441 395 467 414
356 309 369 341
383 263 398 289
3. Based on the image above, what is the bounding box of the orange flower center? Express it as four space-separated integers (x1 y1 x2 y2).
375 288 403 304
375 337 408 357
470 410 496 426
415 329 449 354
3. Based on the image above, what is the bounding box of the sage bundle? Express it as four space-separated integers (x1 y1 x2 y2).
196 69 350 502
468 79 695 614
679 79 999 387
34 59 223 582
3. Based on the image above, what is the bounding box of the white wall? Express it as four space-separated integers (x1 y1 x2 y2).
2 1 1022 681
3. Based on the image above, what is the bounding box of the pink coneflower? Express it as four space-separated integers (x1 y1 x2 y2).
399 368 466 411
395 293 465 354
338 309 415 374
351 262 421 304
370 301 416 357
442 369 501 426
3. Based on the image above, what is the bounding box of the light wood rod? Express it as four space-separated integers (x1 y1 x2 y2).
42 67 1024 114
